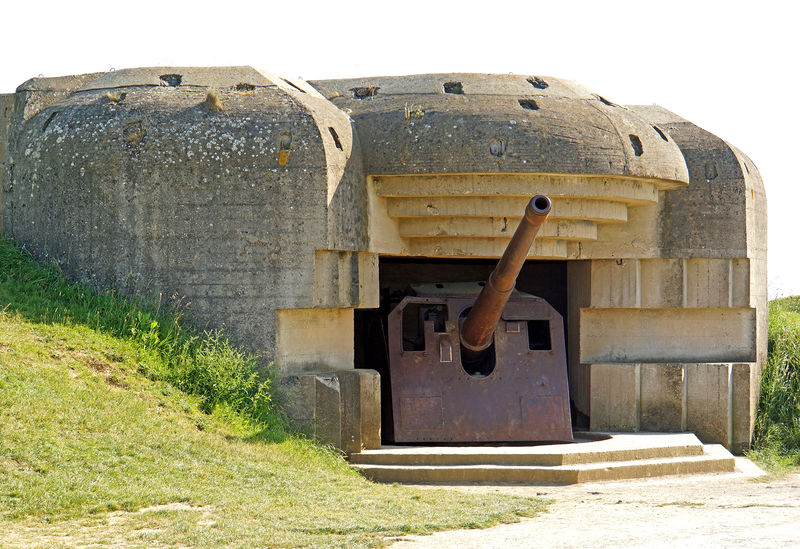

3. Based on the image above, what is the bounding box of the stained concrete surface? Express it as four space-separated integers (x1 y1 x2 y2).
390 460 800 548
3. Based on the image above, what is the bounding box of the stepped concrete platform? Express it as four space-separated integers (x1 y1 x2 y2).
350 433 736 484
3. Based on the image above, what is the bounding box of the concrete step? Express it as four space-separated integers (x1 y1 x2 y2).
351 432 705 467
350 434 737 484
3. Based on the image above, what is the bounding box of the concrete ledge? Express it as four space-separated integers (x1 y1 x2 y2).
580 308 756 363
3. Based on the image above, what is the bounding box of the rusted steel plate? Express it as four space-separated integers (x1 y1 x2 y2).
387 292 572 443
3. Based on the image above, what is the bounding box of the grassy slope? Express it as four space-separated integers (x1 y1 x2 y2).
0 240 545 548
750 295 800 469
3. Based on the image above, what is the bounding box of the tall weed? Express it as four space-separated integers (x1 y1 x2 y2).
754 296 800 463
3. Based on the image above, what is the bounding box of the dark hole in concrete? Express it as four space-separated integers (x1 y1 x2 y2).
527 320 552 350
489 137 507 157
404 104 425 120
159 74 182 87
629 134 643 156
527 76 549 89
282 79 306 93
351 86 379 99
443 81 464 94
652 125 669 141
280 131 292 150
518 98 539 110
235 83 255 92
123 120 145 146
42 110 60 132
106 92 127 103
704 161 718 181
328 127 343 150
595 94 617 107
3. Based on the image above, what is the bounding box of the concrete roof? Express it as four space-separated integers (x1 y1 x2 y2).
311 73 689 184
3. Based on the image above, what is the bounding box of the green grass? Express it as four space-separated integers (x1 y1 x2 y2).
0 237 278 429
750 295 800 471
0 238 546 547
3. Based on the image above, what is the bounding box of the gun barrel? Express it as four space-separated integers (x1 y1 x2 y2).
460 194 552 354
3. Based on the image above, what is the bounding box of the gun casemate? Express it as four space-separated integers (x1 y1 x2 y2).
386 195 573 443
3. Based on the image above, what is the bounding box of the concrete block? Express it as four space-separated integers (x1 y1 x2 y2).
685 363 728 445
640 259 683 308
357 252 380 309
314 375 342 449
580 307 756 363
278 374 318 434
730 258 750 308
731 362 753 454
640 364 683 431
275 308 355 373
314 251 378 309
590 259 638 308
280 371 381 453
339 369 381 453
590 364 638 432
685 258 730 307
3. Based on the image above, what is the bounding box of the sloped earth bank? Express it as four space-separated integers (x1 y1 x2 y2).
392 460 800 549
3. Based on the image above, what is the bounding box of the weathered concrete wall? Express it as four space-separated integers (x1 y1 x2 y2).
0 93 16 235
590 362 755 453
577 255 763 450
3 67 375 372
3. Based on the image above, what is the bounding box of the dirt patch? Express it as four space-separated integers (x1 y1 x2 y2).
0 503 219 548
78 354 129 389
0 459 29 472
137 502 214 514
85 358 111 374
391 461 800 548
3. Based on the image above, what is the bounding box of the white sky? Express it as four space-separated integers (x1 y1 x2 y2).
3 0 798 296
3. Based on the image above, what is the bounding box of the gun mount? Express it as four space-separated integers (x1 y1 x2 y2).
386 195 573 443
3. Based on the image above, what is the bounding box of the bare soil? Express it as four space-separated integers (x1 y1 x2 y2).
391 459 800 548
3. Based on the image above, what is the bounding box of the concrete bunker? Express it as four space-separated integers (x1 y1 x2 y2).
0 68 767 455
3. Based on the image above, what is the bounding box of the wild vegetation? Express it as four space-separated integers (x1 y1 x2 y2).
751 295 800 470
0 238 545 548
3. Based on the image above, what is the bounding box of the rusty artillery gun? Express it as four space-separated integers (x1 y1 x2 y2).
387 195 573 443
